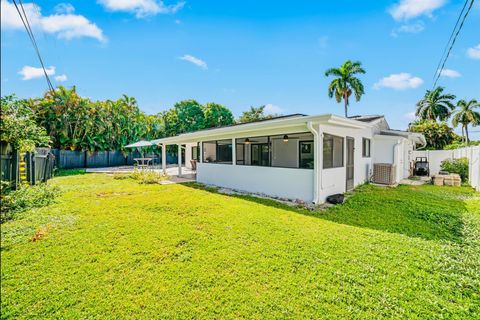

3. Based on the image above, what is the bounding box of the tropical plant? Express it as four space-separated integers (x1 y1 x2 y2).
203 103 235 128
415 87 456 121
409 120 458 150
440 158 469 182
325 60 366 117
0 94 50 151
174 100 205 133
451 99 480 143
238 106 273 123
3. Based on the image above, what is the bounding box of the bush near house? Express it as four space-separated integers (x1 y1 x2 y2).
440 157 469 182
0 183 60 223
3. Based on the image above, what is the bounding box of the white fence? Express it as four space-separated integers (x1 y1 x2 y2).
413 146 480 191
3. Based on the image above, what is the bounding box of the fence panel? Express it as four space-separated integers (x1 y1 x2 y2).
86 151 109 168
413 146 480 191
58 150 85 169
108 151 127 166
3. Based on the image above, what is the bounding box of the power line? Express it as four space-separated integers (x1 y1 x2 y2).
432 0 469 84
433 0 475 89
12 0 55 92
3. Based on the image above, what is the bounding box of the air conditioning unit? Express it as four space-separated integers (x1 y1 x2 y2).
372 163 396 185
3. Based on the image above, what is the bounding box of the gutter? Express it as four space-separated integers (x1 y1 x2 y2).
307 121 321 204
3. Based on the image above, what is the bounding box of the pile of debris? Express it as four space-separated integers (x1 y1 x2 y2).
432 172 461 186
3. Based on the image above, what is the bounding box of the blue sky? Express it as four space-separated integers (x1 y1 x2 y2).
2 0 479 137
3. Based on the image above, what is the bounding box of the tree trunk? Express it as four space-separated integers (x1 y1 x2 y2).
344 93 348 117
465 125 469 143
461 126 465 143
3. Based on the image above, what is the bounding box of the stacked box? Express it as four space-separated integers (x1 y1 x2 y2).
433 175 445 186
444 174 461 186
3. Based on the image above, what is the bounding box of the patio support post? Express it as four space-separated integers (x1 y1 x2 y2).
162 143 167 174
199 142 203 163
232 138 236 165
178 144 182 176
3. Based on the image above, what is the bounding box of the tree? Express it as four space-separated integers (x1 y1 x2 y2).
203 103 235 128
325 60 366 117
415 86 456 121
451 99 480 143
409 120 458 150
174 100 205 133
0 95 50 151
238 106 273 123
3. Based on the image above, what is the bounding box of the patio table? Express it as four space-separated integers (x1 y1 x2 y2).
134 157 153 169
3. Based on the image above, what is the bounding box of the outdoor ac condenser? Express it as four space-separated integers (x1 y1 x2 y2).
372 163 396 185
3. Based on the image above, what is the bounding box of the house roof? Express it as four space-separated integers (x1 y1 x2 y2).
348 115 385 122
151 113 373 145
378 129 426 146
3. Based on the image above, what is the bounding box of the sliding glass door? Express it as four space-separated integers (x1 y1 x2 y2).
251 143 269 166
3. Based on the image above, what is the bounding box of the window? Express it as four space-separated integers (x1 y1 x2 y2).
202 140 232 164
323 134 344 169
299 141 314 169
362 138 371 157
191 145 199 160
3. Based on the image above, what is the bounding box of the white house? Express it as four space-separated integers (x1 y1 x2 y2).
151 114 425 204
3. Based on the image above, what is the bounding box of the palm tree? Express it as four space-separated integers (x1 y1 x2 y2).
415 87 456 121
451 99 480 143
325 60 366 117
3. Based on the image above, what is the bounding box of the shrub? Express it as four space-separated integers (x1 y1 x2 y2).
114 169 168 184
444 141 480 150
1 183 60 223
440 158 469 182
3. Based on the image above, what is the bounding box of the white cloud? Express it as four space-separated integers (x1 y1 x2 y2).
1 1 105 42
263 104 284 115
391 21 425 36
179 54 207 69
98 0 185 18
18 65 55 80
55 74 68 82
467 44 480 60
389 0 446 20
374 73 424 90
405 111 416 121
54 3 75 14
438 68 461 78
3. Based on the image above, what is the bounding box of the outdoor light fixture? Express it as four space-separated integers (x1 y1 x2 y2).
245 138 251 144
283 135 289 143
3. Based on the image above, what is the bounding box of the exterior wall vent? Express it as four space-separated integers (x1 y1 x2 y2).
372 163 396 185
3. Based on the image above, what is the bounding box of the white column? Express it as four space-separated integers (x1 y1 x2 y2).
232 138 236 165
199 142 203 163
178 144 182 176
162 144 167 174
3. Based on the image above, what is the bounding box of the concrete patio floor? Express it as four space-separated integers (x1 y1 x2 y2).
86 166 196 183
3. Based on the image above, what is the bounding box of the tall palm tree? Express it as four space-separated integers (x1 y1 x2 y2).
415 86 456 121
451 99 480 143
325 60 365 117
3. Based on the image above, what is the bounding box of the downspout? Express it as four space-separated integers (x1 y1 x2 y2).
393 139 402 183
307 121 321 204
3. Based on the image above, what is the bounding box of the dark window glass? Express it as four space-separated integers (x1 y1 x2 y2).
362 138 371 157
299 141 314 169
202 140 232 164
323 134 344 169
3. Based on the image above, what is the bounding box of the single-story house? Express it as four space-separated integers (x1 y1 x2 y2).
151 114 426 204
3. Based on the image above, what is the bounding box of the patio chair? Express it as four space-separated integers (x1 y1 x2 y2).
190 160 197 172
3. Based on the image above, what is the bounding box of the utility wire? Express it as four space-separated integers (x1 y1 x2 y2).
433 0 475 89
12 0 55 92
432 0 469 84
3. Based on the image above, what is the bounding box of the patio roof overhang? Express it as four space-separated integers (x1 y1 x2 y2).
151 114 373 145
376 130 427 147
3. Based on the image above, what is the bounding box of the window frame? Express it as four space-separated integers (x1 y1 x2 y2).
362 138 371 158
323 133 344 169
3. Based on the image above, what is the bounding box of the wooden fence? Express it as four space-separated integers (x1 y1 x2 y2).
1 144 55 189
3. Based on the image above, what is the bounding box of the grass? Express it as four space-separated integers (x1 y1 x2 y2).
1 174 479 319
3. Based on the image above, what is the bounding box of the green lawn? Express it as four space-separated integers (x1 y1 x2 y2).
1 174 479 319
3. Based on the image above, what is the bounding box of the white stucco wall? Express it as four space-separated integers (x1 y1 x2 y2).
197 163 314 202
317 124 373 202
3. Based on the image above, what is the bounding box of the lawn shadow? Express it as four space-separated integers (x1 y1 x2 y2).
54 169 88 177
182 183 468 243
